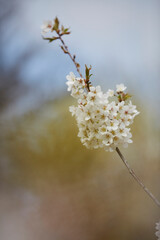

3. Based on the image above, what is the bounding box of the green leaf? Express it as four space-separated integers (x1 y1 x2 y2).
49 37 59 42
124 93 132 101
118 95 122 102
53 17 59 31
64 28 69 33
85 65 92 81
42 37 52 41
61 31 71 35
43 36 59 42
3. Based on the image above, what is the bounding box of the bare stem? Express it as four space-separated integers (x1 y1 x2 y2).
116 147 160 208
57 33 83 78
57 33 90 92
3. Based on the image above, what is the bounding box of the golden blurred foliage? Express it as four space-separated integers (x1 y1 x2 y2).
0 96 160 240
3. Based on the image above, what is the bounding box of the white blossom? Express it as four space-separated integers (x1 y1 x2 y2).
116 83 127 92
66 72 139 151
156 220 160 240
41 20 53 35
107 89 114 97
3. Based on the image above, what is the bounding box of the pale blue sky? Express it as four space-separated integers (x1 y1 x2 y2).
1 0 160 116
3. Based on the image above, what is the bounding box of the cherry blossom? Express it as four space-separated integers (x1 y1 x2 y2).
66 72 139 151
41 20 53 35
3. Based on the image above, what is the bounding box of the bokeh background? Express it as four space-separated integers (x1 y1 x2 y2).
0 0 160 239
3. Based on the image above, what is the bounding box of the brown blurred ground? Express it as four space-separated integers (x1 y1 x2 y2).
0 97 159 240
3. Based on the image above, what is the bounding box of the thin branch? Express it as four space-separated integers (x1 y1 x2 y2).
57 33 83 78
57 33 90 92
116 147 160 208
42 18 90 91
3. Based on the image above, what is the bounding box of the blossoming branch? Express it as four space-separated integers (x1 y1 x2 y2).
41 17 160 210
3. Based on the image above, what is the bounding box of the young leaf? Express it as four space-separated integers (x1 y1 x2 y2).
61 25 65 32
64 28 69 33
43 37 59 42
53 17 59 31
124 93 132 101
85 65 92 82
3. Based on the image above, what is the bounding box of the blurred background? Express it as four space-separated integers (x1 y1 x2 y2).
0 0 160 239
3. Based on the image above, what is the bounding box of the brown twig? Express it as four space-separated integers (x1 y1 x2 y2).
57 33 83 77
116 147 160 208
57 33 90 91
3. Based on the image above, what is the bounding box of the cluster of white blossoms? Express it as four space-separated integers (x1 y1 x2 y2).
66 72 139 152
156 221 160 240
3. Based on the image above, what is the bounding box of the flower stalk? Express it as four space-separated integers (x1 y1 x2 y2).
116 147 160 208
